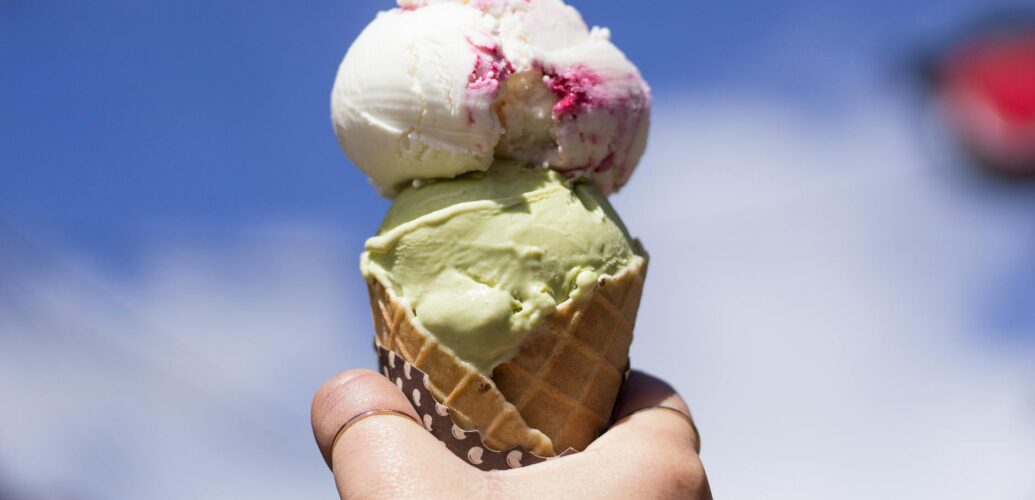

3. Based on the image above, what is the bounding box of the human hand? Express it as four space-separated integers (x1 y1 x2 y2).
312 369 712 499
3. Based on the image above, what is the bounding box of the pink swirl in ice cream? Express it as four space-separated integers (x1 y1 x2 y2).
467 39 514 95
332 0 650 196
541 64 650 186
547 65 603 117
466 37 514 129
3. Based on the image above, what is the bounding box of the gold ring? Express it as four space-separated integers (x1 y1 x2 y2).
622 405 701 452
332 408 419 449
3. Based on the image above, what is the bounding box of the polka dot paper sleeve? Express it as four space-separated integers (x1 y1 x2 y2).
376 344 578 470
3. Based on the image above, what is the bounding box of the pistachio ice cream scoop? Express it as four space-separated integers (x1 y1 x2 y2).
362 162 642 373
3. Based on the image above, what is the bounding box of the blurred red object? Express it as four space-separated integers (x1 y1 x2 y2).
935 28 1035 175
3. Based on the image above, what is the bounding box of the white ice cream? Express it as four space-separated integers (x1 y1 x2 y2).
332 0 650 197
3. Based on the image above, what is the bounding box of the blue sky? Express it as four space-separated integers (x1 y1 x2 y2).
2 1 1035 498
2 0 1028 267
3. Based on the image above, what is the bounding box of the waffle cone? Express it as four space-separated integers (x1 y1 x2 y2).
368 250 647 456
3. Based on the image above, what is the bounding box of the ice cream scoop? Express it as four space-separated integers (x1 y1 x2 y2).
332 0 651 197
361 161 642 373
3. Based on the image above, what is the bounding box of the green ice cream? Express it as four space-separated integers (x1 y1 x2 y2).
361 161 641 373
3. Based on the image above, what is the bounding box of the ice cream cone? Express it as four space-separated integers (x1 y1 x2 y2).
368 246 647 456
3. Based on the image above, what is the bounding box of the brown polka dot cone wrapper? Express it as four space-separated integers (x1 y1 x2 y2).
368 245 647 470
376 345 578 469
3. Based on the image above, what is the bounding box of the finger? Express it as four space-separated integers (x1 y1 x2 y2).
312 369 420 466
596 370 700 453
311 369 484 498
612 370 692 421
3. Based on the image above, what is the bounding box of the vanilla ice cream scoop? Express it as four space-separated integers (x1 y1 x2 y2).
332 0 651 197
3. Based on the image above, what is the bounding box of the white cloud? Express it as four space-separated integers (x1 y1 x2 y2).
0 223 367 499
1 92 1033 499
614 90 1035 499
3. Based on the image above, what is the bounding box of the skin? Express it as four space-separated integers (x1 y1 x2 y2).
312 369 713 499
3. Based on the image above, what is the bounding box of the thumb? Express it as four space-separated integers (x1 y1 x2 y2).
311 369 482 498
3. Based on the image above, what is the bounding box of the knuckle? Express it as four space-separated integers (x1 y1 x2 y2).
639 450 706 498
336 368 384 392
312 369 385 423
315 369 378 403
